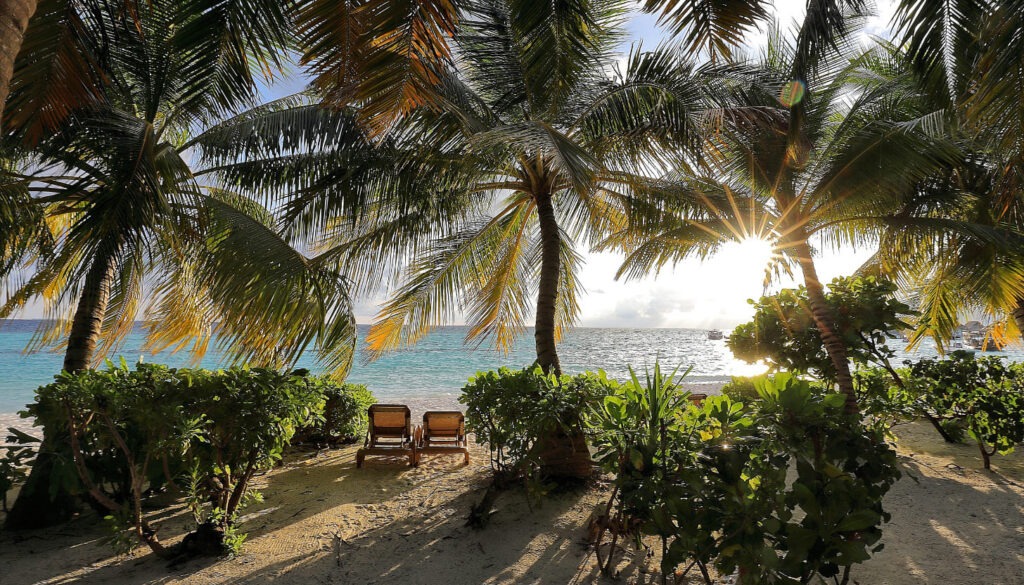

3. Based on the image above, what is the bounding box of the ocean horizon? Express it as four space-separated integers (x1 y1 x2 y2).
3 319 1023 426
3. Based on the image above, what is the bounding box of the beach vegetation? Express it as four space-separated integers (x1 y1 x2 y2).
292 380 375 447
21 362 361 557
872 352 1024 469
590 370 900 584
460 366 616 526
728 276 914 383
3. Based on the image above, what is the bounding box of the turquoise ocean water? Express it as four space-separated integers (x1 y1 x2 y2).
2 320 1022 418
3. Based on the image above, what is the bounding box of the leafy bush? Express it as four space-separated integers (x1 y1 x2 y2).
292 379 375 446
589 370 901 585
460 366 616 481
720 376 760 404
728 276 912 383
25 362 328 557
176 367 323 550
905 352 1024 469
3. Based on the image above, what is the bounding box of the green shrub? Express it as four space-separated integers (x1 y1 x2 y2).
906 352 1024 469
25 362 326 557
293 379 375 446
720 376 760 403
588 371 900 585
177 367 323 548
460 366 615 481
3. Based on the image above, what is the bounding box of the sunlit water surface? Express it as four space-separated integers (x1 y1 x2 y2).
1 320 1021 420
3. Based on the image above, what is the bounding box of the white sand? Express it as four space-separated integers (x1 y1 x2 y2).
3 417 1019 584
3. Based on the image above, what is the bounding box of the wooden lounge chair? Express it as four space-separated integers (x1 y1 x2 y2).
415 411 470 466
356 404 416 468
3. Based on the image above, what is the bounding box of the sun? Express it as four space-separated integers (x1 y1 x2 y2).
723 237 776 273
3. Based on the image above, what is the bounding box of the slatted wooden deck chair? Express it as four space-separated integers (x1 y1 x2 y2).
414 411 470 466
689 393 708 406
356 404 416 467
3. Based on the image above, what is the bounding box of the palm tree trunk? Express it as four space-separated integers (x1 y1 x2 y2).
534 190 562 375
0 0 38 127
63 251 117 372
532 190 591 479
1012 299 1024 342
5 251 117 530
793 238 859 415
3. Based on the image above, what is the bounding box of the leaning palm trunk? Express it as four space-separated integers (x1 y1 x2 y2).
793 239 859 415
63 251 117 372
0 0 37 127
6 251 117 530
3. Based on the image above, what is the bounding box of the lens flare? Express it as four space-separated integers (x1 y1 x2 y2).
780 80 806 107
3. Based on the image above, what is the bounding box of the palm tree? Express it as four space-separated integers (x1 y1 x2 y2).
605 23 957 413
294 0 729 475
315 2 726 372
1 0 366 529
879 0 1024 343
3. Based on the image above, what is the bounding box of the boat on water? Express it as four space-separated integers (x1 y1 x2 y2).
707 329 724 340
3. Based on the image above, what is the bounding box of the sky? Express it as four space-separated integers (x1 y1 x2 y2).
14 1 900 330
562 0 899 329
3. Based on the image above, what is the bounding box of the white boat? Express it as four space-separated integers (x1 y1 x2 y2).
707 329 724 340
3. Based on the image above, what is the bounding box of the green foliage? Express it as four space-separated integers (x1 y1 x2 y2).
728 276 913 381
719 376 760 404
728 374 902 584
25 362 332 556
176 367 323 540
460 366 616 480
589 370 900 584
904 352 1024 469
293 380 375 446
0 428 38 512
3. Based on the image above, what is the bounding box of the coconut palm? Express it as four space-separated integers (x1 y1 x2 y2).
604 23 957 413
305 0 730 375
1 0 367 528
879 0 1024 342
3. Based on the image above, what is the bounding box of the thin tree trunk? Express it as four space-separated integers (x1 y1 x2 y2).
793 238 859 415
0 0 37 128
5 251 117 530
534 190 562 375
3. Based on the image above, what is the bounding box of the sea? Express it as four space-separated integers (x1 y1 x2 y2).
2 320 1022 434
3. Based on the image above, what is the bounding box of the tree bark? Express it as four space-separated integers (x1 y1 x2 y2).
534 190 562 375
5 251 117 530
533 189 592 478
1013 299 1024 342
63 250 117 372
793 238 859 415
0 0 38 128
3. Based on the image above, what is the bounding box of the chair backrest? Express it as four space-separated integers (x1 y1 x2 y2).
368 404 411 438
423 411 464 437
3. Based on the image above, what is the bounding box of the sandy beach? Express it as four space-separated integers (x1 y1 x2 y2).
1 420 1022 584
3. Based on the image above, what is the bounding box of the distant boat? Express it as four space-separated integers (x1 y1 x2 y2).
707 329 724 340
